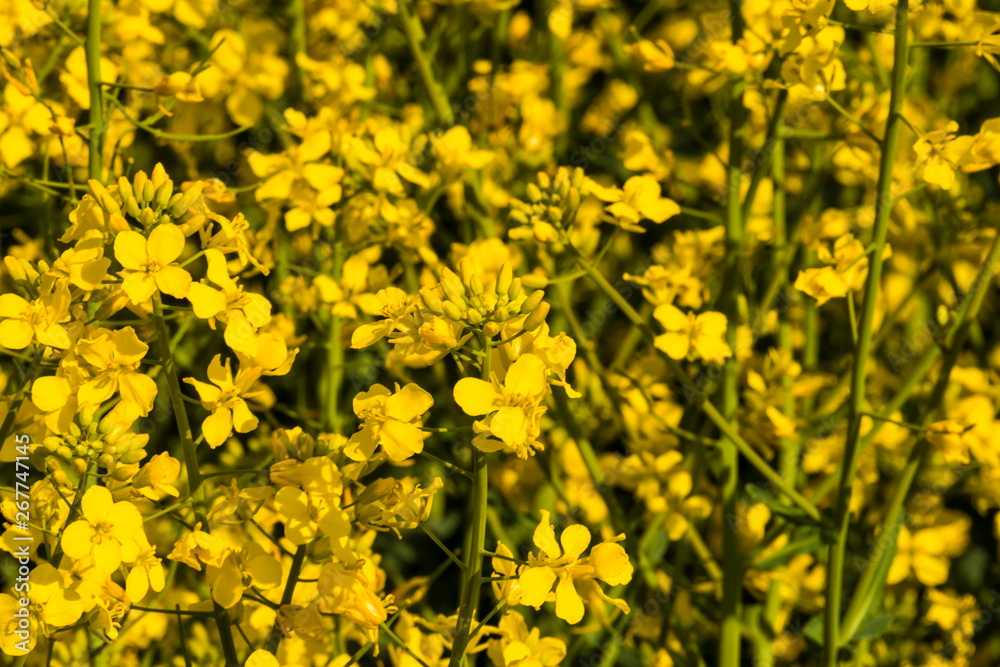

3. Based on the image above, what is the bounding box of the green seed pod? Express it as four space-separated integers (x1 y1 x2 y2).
118 176 134 203
523 301 550 331
520 289 545 314
442 300 464 321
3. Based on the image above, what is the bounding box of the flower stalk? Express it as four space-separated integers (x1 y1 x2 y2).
823 1 909 661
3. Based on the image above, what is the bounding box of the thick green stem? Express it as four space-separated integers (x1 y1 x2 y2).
449 334 490 667
152 296 202 498
720 2 746 664
85 0 104 181
398 0 454 126
823 3 908 662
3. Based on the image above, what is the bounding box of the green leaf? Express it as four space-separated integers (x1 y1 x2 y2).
851 614 894 641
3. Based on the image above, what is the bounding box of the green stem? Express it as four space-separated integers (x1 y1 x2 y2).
822 2 908 662
839 212 1000 644
398 0 454 125
325 232 345 431
152 295 203 498
720 1 746 663
264 545 307 654
85 0 104 181
448 334 490 667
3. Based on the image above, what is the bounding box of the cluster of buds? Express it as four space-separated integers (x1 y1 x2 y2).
420 258 549 336
40 409 147 472
507 166 584 249
90 166 204 229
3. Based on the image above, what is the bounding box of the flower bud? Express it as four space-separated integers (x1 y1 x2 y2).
420 287 443 314
169 180 203 218
537 172 551 190
442 300 464 321
154 180 174 210
118 177 134 203
520 273 548 289
141 178 156 204
522 301 550 331
120 449 147 465
519 289 545 314
495 263 513 296
526 183 543 203
125 196 141 218
466 308 484 324
507 277 523 301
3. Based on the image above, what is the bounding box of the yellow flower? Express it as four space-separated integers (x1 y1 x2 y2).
345 383 434 462
793 266 850 306
486 610 567 667
454 353 550 459
518 510 633 624
248 116 344 232
31 375 77 434
49 238 112 291
60 486 144 574
187 248 273 355
113 223 192 304
588 175 680 231
927 420 971 464
206 543 282 609
125 534 166 602
0 564 82 656
77 327 158 417
652 304 731 365
624 39 676 72
431 126 494 181
0 280 72 350
349 125 431 196
132 452 182 500
184 354 264 448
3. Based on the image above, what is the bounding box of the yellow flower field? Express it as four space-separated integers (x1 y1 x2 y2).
0 0 998 665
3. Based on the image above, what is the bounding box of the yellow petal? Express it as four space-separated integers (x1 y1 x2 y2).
454 377 500 416
519 566 557 608
554 574 585 624
114 231 149 270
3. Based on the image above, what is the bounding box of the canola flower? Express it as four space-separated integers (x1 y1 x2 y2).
1 0 1000 666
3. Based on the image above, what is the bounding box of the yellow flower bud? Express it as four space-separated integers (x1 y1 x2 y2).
523 301 550 331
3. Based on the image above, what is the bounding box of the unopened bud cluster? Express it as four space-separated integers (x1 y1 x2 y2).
41 408 147 472
90 170 203 229
420 259 550 334
507 166 585 247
